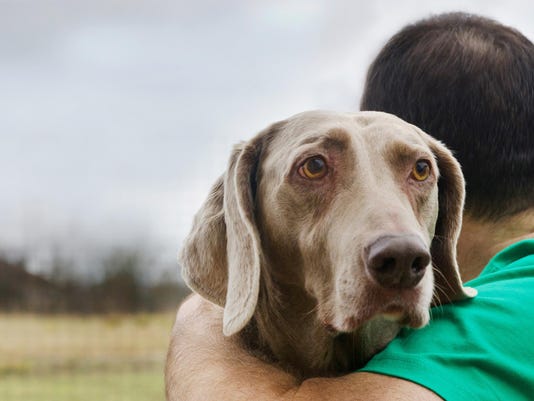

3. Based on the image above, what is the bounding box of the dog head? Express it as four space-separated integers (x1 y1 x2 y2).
179 111 475 338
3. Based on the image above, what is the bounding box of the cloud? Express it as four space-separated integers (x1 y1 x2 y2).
1 0 533 279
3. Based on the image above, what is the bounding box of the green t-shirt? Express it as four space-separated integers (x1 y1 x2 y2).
360 239 534 400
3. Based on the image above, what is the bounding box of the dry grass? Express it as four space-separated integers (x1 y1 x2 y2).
0 312 176 401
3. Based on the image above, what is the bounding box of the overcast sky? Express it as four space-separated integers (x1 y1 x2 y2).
2 0 533 280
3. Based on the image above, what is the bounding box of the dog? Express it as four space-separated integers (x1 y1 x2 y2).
177 110 475 378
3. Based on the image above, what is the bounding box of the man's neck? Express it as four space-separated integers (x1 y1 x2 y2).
457 209 534 282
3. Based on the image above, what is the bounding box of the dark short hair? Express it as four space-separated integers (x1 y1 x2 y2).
361 12 534 220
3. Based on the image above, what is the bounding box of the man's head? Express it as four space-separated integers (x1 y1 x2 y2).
361 12 534 220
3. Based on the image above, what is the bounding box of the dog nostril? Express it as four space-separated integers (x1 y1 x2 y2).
412 252 431 274
380 257 396 272
411 257 424 273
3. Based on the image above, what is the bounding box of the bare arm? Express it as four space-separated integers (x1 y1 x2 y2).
165 295 443 401
165 294 298 401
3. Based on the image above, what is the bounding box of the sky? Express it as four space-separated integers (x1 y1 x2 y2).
2 0 533 281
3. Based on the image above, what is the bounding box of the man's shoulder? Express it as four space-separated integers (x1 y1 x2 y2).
360 238 534 401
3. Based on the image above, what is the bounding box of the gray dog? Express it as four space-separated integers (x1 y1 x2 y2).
178 111 475 378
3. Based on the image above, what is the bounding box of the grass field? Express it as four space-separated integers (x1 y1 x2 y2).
0 312 176 401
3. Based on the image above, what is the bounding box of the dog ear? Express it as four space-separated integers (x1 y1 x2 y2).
220 139 265 335
179 176 228 307
179 124 279 336
417 130 477 305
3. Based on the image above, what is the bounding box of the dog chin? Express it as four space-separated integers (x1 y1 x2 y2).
329 304 430 334
380 304 430 327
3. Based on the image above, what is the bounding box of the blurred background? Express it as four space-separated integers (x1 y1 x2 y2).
1 0 533 400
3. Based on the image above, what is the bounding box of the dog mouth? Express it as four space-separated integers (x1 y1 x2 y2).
329 310 424 335
381 303 428 327
324 290 430 335
380 304 406 321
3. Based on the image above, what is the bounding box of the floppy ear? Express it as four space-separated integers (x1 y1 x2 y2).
416 130 477 305
179 176 228 307
179 125 277 336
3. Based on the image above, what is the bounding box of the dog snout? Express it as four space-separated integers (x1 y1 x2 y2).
366 235 430 289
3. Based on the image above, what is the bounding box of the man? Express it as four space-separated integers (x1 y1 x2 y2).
166 13 534 400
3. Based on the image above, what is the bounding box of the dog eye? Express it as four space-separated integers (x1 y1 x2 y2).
412 160 431 181
299 156 328 179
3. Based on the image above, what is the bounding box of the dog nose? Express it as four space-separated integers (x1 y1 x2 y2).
366 235 430 289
